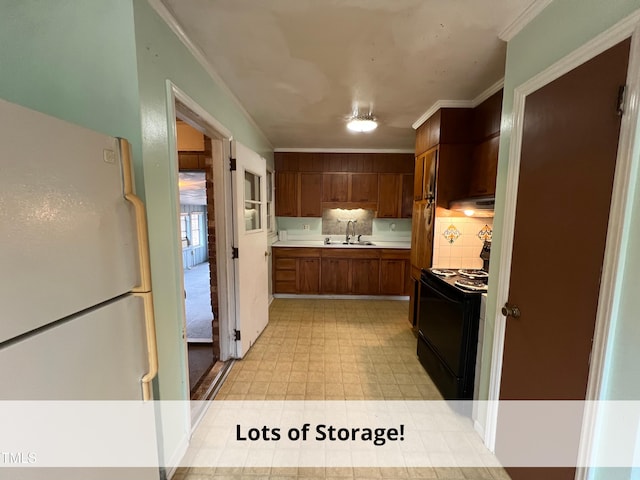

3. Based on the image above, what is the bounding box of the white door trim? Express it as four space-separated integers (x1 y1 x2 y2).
166 81 237 364
485 12 640 477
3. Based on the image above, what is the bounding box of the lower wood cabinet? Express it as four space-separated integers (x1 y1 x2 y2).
273 247 410 295
351 259 380 295
320 258 350 294
297 258 320 293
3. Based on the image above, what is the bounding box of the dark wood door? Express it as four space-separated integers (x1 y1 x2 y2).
300 173 322 217
377 173 401 218
275 172 298 217
297 258 320 293
497 39 630 480
351 259 380 294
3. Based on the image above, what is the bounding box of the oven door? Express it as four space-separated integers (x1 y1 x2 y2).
418 277 466 376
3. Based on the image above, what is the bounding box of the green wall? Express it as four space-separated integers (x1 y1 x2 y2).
482 1 640 478
131 0 273 465
1 0 274 468
0 0 143 186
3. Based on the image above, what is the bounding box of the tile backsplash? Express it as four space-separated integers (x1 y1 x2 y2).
276 211 411 242
321 208 374 235
433 216 493 269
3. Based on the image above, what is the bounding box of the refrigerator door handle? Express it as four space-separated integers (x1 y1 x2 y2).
134 291 159 401
119 139 158 400
119 138 152 293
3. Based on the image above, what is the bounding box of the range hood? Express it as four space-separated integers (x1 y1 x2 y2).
448 195 495 217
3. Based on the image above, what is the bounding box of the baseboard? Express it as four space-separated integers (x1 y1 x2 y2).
273 294 410 300
187 338 213 344
474 419 486 441
163 434 190 480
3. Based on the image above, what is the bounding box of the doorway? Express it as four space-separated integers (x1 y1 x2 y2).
176 120 218 396
169 88 237 404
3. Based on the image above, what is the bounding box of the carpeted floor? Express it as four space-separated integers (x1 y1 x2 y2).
184 261 214 340
187 343 215 392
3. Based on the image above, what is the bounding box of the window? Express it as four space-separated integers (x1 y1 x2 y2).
180 213 189 248
190 212 202 247
244 170 262 231
181 211 204 248
266 169 274 232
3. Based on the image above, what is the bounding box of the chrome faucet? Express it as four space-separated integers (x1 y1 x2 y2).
345 220 357 244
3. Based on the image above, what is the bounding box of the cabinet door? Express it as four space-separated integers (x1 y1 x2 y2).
413 154 425 201
468 135 499 197
351 259 380 295
320 258 350 293
322 174 348 202
410 201 433 278
275 172 298 217
350 173 378 202
297 258 320 293
300 173 323 217
401 174 414 218
377 173 401 218
379 259 406 295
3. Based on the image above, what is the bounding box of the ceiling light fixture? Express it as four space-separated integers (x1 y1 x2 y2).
347 113 377 133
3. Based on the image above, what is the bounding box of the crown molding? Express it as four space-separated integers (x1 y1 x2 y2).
499 0 554 42
411 100 474 130
411 77 505 130
146 0 273 150
471 78 505 107
273 148 415 154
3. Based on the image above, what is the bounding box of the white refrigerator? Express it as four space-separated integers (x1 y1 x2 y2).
0 98 159 478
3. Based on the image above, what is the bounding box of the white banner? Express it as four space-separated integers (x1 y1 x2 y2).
1 401 640 469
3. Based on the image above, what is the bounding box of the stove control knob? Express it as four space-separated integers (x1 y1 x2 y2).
501 303 521 319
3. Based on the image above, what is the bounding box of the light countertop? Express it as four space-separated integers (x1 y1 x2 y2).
272 240 410 249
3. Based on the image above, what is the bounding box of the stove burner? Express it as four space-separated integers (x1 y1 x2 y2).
454 279 488 291
431 268 458 277
457 269 489 279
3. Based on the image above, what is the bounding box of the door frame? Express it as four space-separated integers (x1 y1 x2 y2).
166 81 237 364
484 9 640 474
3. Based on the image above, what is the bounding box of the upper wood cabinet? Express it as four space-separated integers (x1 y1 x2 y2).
299 173 323 217
275 172 298 217
350 173 378 202
275 172 323 217
322 174 348 202
468 135 499 197
415 108 473 156
378 174 402 218
379 173 413 218
275 152 413 217
401 174 414 218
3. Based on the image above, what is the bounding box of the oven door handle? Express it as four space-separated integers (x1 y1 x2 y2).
422 280 463 305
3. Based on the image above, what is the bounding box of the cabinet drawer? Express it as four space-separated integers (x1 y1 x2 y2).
275 281 297 294
275 270 296 282
321 248 380 259
275 258 296 270
380 249 410 260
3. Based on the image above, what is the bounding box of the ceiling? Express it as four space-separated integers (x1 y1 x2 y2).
160 0 536 150
179 171 207 205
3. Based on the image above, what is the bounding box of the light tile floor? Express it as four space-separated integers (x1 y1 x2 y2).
176 298 511 480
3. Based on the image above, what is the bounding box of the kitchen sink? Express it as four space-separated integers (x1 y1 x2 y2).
342 241 375 246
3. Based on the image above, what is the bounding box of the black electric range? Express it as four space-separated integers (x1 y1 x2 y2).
416 268 487 399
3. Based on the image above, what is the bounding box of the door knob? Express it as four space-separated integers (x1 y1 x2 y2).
501 303 521 319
